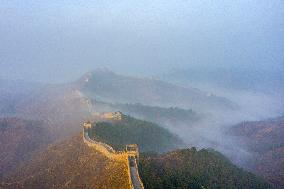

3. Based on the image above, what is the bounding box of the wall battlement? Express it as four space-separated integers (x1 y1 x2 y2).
83 121 144 189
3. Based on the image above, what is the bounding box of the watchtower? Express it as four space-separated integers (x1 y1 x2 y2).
126 144 139 161
83 121 92 129
101 111 123 121
113 111 122 120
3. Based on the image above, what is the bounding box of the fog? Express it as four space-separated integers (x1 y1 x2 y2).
0 0 283 83
1 0 284 172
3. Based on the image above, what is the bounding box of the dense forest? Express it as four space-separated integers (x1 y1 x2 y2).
90 115 183 153
139 148 273 189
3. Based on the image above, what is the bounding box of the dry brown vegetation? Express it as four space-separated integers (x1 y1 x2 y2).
230 116 284 189
0 118 52 179
2 134 130 189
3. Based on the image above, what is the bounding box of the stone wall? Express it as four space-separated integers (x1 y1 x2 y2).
82 123 144 189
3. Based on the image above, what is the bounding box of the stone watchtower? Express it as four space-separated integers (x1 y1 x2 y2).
126 144 139 161
83 121 92 129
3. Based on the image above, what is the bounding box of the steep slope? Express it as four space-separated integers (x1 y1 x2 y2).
76 70 236 114
229 116 284 188
91 114 184 153
0 118 52 179
2 134 130 189
139 148 273 189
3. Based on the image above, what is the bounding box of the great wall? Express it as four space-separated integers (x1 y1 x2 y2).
82 113 145 189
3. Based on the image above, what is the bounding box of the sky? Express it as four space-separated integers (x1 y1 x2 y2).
0 0 284 83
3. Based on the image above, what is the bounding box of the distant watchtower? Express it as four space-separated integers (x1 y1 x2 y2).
112 111 123 120
83 121 92 129
101 111 123 121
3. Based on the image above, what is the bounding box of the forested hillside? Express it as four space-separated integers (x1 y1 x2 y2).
113 103 200 126
139 148 273 189
229 116 284 188
90 115 183 153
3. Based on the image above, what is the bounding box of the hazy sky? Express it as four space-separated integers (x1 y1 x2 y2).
0 0 283 83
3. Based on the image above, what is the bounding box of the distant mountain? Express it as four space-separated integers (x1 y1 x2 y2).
0 92 22 115
0 70 244 141
0 80 43 116
75 69 237 114
0 80 93 142
0 79 43 94
139 148 273 189
91 114 184 153
113 103 200 125
2 134 130 189
229 116 284 189
89 101 201 134
0 118 52 179
1 70 211 141
160 67 284 94
14 85 93 139
159 67 284 120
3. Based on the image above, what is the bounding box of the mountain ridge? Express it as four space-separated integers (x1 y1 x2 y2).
75 70 237 113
